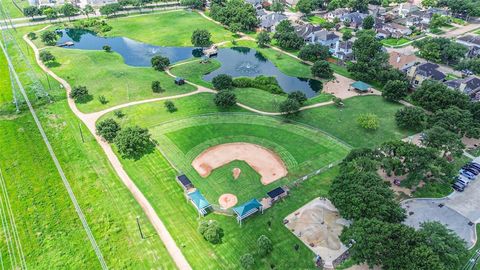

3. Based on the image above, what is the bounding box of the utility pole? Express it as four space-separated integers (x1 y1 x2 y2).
78 122 84 143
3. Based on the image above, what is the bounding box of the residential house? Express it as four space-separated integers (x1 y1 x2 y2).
325 8 350 21
283 0 300 7
407 62 446 88
309 30 339 51
457 35 480 49
388 52 419 72
294 23 321 42
445 76 480 101
383 23 412 38
341 12 368 28
333 41 353 61
368 4 387 16
245 0 263 9
393 2 420 18
259 12 287 32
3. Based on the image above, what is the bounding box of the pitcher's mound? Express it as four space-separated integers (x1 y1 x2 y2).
218 193 238 209
232 168 241 179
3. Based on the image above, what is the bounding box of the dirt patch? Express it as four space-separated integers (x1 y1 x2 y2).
285 198 350 268
232 168 241 179
323 74 381 99
218 193 238 209
192 142 288 185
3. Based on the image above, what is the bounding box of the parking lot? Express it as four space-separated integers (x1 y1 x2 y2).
402 157 480 247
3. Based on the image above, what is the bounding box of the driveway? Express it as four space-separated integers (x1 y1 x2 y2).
402 157 480 248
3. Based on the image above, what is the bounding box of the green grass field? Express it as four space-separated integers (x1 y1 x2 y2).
0 24 176 269
48 48 196 113
0 0 28 19
380 38 411 47
105 10 234 46
296 96 414 148
0 48 12 105
152 113 349 204
306 15 327 25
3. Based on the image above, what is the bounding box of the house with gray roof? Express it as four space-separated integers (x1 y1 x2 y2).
457 35 480 48
341 12 368 28
309 30 339 50
259 12 287 32
294 24 321 42
445 76 480 101
407 63 446 88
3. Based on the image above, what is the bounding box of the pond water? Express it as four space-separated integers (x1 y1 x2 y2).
56 29 321 97
56 29 199 66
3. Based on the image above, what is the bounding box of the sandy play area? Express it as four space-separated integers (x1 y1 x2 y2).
218 193 238 209
191 142 288 185
323 74 380 99
284 198 350 269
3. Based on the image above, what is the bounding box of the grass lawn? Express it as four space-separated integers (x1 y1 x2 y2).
0 24 177 269
105 10 234 46
0 0 28 18
235 87 287 112
170 58 220 88
306 15 327 25
468 148 480 158
0 48 12 105
380 38 411 47
48 48 196 113
296 95 414 148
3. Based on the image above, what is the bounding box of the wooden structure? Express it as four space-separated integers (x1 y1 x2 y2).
203 45 218 57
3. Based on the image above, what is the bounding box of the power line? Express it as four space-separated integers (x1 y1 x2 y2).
0 31 109 270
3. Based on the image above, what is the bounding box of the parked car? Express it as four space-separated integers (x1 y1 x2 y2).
456 177 469 186
452 183 465 192
464 166 480 175
468 162 480 171
459 169 476 180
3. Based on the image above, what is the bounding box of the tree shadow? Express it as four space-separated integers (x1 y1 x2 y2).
121 140 156 161
46 61 61 68
75 94 94 104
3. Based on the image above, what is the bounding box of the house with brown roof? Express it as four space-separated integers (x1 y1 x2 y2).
388 52 419 72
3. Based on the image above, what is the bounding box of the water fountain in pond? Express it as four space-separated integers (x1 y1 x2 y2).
235 61 259 75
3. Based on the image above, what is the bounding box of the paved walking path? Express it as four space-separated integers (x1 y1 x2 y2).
24 32 192 270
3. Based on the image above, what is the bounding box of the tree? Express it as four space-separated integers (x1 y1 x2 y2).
348 0 369 13
296 0 314 14
347 30 388 82
274 20 295 35
83 5 95 18
341 219 442 270
382 80 408 102
69 86 89 102
279 98 301 117
59 3 79 21
98 95 108 104
23 6 40 19
114 126 151 158
198 220 224 244
311 60 333 79
411 80 470 112
413 37 468 65
418 222 468 270
239 253 255 269
151 55 170 71
212 74 233 90
191 29 212 47
271 0 284 12
99 3 122 17
180 0 205 9
422 0 438 7
210 0 258 32
40 30 58 46
214 90 237 108
423 126 465 157
330 171 406 222
256 31 271 48
429 14 450 29
357 113 380 130
429 106 479 138
39 50 55 63
275 31 305 50
395 107 427 131
27 32 37 40
257 235 273 257
96 118 121 142
342 29 353 41
298 44 330 62
102 45 112 52
151 81 164 93
164 100 177 112
362 15 374 29
43 7 58 21
287 91 307 105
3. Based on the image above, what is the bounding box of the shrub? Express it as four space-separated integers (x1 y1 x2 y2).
98 95 108 104
151 81 164 93
239 253 255 269
27 32 37 40
257 235 273 257
232 76 283 94
298 44 330 62
191 29 212 47
257 31 271 48
96 118 121 142
395 107 427 131
40 30 58 46
114 126 151 158
214 90 237 108
332 97 344 107
357 113 380 130
151 55 170 71
39 50 55 63
198 220 224 244
212 74 234 90
311 60 333 79
114 110 125 118
69 86 89 102
164 100 177 112
287 91 307 105
279 98 300 117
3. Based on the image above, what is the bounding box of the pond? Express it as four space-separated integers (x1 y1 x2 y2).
56 29 322 97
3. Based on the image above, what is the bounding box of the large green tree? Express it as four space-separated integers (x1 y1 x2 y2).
114 126 152 158
382 80 408 102
423 126 465 157
298 44 330 62
191 29 212 47
429 106 480 138
214 90 237 108
411 80 471 112
395 106 427 131
311 60 333 79
96 118 121 142
210 0 258 31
